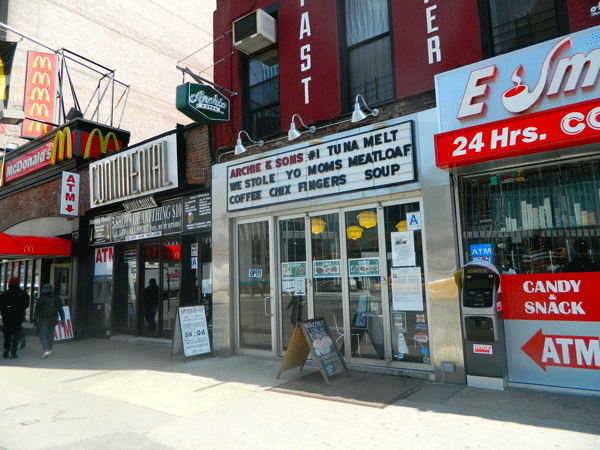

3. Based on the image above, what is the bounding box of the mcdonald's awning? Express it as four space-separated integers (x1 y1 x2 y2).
0 232 71 257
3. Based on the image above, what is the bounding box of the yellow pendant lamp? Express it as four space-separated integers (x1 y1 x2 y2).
357 210 377 228
311 217 326 234
346 225 363 240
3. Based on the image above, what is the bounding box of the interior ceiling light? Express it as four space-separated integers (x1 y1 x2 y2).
357 211 377 228
311 217 326 234
351 94 379 123
346 225 363 240
235 130 264 155
288 113 316 141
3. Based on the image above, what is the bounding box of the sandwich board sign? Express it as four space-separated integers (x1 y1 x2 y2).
171 305 211 359
277 318 348 385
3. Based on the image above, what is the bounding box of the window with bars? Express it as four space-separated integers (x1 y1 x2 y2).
459 158 600 274
480 0 569 58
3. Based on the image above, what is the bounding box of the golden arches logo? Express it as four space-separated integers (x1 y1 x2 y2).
51 128 73 165
23 244 35 254
30 87 50 102
29 103 49 118
27 120 49 134
33 55 52 70
83 129 121 159
31 72 51 86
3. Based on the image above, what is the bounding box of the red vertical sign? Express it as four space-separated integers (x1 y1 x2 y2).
22 51 57 138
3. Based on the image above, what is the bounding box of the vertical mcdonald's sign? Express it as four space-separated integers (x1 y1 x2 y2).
22 51 57 138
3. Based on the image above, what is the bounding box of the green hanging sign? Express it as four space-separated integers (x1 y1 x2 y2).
176 82 230 124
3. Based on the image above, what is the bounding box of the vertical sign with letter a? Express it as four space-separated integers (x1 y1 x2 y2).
60 171 79 216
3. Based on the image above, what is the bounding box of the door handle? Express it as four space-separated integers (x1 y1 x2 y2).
264 296 273 317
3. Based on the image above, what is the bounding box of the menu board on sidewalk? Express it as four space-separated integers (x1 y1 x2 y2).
277 318 348 385
171 306 211 359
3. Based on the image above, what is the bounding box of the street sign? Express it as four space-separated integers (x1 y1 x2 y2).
60 171 79 216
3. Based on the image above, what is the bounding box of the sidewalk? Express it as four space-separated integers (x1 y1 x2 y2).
0 336 598 450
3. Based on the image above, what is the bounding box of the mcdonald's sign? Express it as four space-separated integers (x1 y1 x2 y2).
22 51 57 139
2 118 130 184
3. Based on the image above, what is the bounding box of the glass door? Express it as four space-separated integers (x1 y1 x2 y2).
279 217 308 351
238 220 275 353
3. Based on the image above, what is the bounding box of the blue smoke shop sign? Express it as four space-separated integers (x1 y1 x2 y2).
176 82 230 124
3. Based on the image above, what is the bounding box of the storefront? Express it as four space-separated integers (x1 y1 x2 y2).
212 111 464 378
435 26 600 393
86 130 212 339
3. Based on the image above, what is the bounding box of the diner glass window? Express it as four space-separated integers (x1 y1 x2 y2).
311 214 342 334
340 0 394 111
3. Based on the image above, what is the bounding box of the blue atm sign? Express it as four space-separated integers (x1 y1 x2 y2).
470 244 492 263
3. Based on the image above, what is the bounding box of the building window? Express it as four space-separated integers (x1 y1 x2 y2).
340 0 394 112
244 48 280 140
480 0 569 57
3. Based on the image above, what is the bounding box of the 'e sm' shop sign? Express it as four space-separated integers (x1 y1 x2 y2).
227 121 415 211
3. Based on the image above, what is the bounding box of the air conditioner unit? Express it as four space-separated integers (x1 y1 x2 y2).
233 9 277 55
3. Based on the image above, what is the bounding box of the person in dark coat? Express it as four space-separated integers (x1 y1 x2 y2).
566 239 599 272
142 278 159 331
0 277 30 359
33 284 65 358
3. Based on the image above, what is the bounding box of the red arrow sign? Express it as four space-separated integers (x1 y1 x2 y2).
521 329 600 371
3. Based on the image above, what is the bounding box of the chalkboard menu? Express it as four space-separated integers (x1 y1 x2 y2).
277 318 348 384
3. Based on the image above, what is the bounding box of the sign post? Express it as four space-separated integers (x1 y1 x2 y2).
277 318 348 385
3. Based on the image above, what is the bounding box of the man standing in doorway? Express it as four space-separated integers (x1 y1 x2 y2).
0 277 30 359
143 278 159 332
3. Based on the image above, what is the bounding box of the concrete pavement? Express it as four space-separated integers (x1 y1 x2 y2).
0 336 598 450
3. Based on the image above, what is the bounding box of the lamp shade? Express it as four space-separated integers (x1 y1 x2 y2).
357 211 377 228
346 225 363 240
311 217 326 234
395 220 407 231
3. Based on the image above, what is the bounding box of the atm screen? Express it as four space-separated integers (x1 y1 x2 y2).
465 275 493 291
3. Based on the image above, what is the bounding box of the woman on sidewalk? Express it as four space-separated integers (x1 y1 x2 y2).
33 284 65 358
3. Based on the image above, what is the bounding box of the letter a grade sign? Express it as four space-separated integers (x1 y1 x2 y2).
60 171 79 216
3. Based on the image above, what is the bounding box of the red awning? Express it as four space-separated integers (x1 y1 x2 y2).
0 232 71 257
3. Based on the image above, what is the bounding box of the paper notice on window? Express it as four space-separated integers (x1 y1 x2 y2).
397 333 410 354
294 278 306 296
391 231 415 267
391 267 424 311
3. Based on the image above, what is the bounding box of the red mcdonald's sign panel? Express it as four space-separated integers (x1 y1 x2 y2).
22 51 57 138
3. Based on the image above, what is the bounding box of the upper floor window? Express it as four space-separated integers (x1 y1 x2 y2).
340 0 394 112
244 48 280 140
481 0 569 57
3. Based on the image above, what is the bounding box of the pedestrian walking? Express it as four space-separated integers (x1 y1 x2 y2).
34 284 65 358
0 277 30 359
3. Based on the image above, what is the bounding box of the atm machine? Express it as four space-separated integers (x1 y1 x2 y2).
458 261 508 390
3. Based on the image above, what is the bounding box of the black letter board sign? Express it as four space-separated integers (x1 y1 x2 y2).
277 318 348 385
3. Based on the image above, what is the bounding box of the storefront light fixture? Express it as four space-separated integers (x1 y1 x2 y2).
346 225 363 240
351 94 379 123
0 109 25 125
395 220 407 232
311 217 326 234
288 114 316 141
357 210 377 228
235 130 264 155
